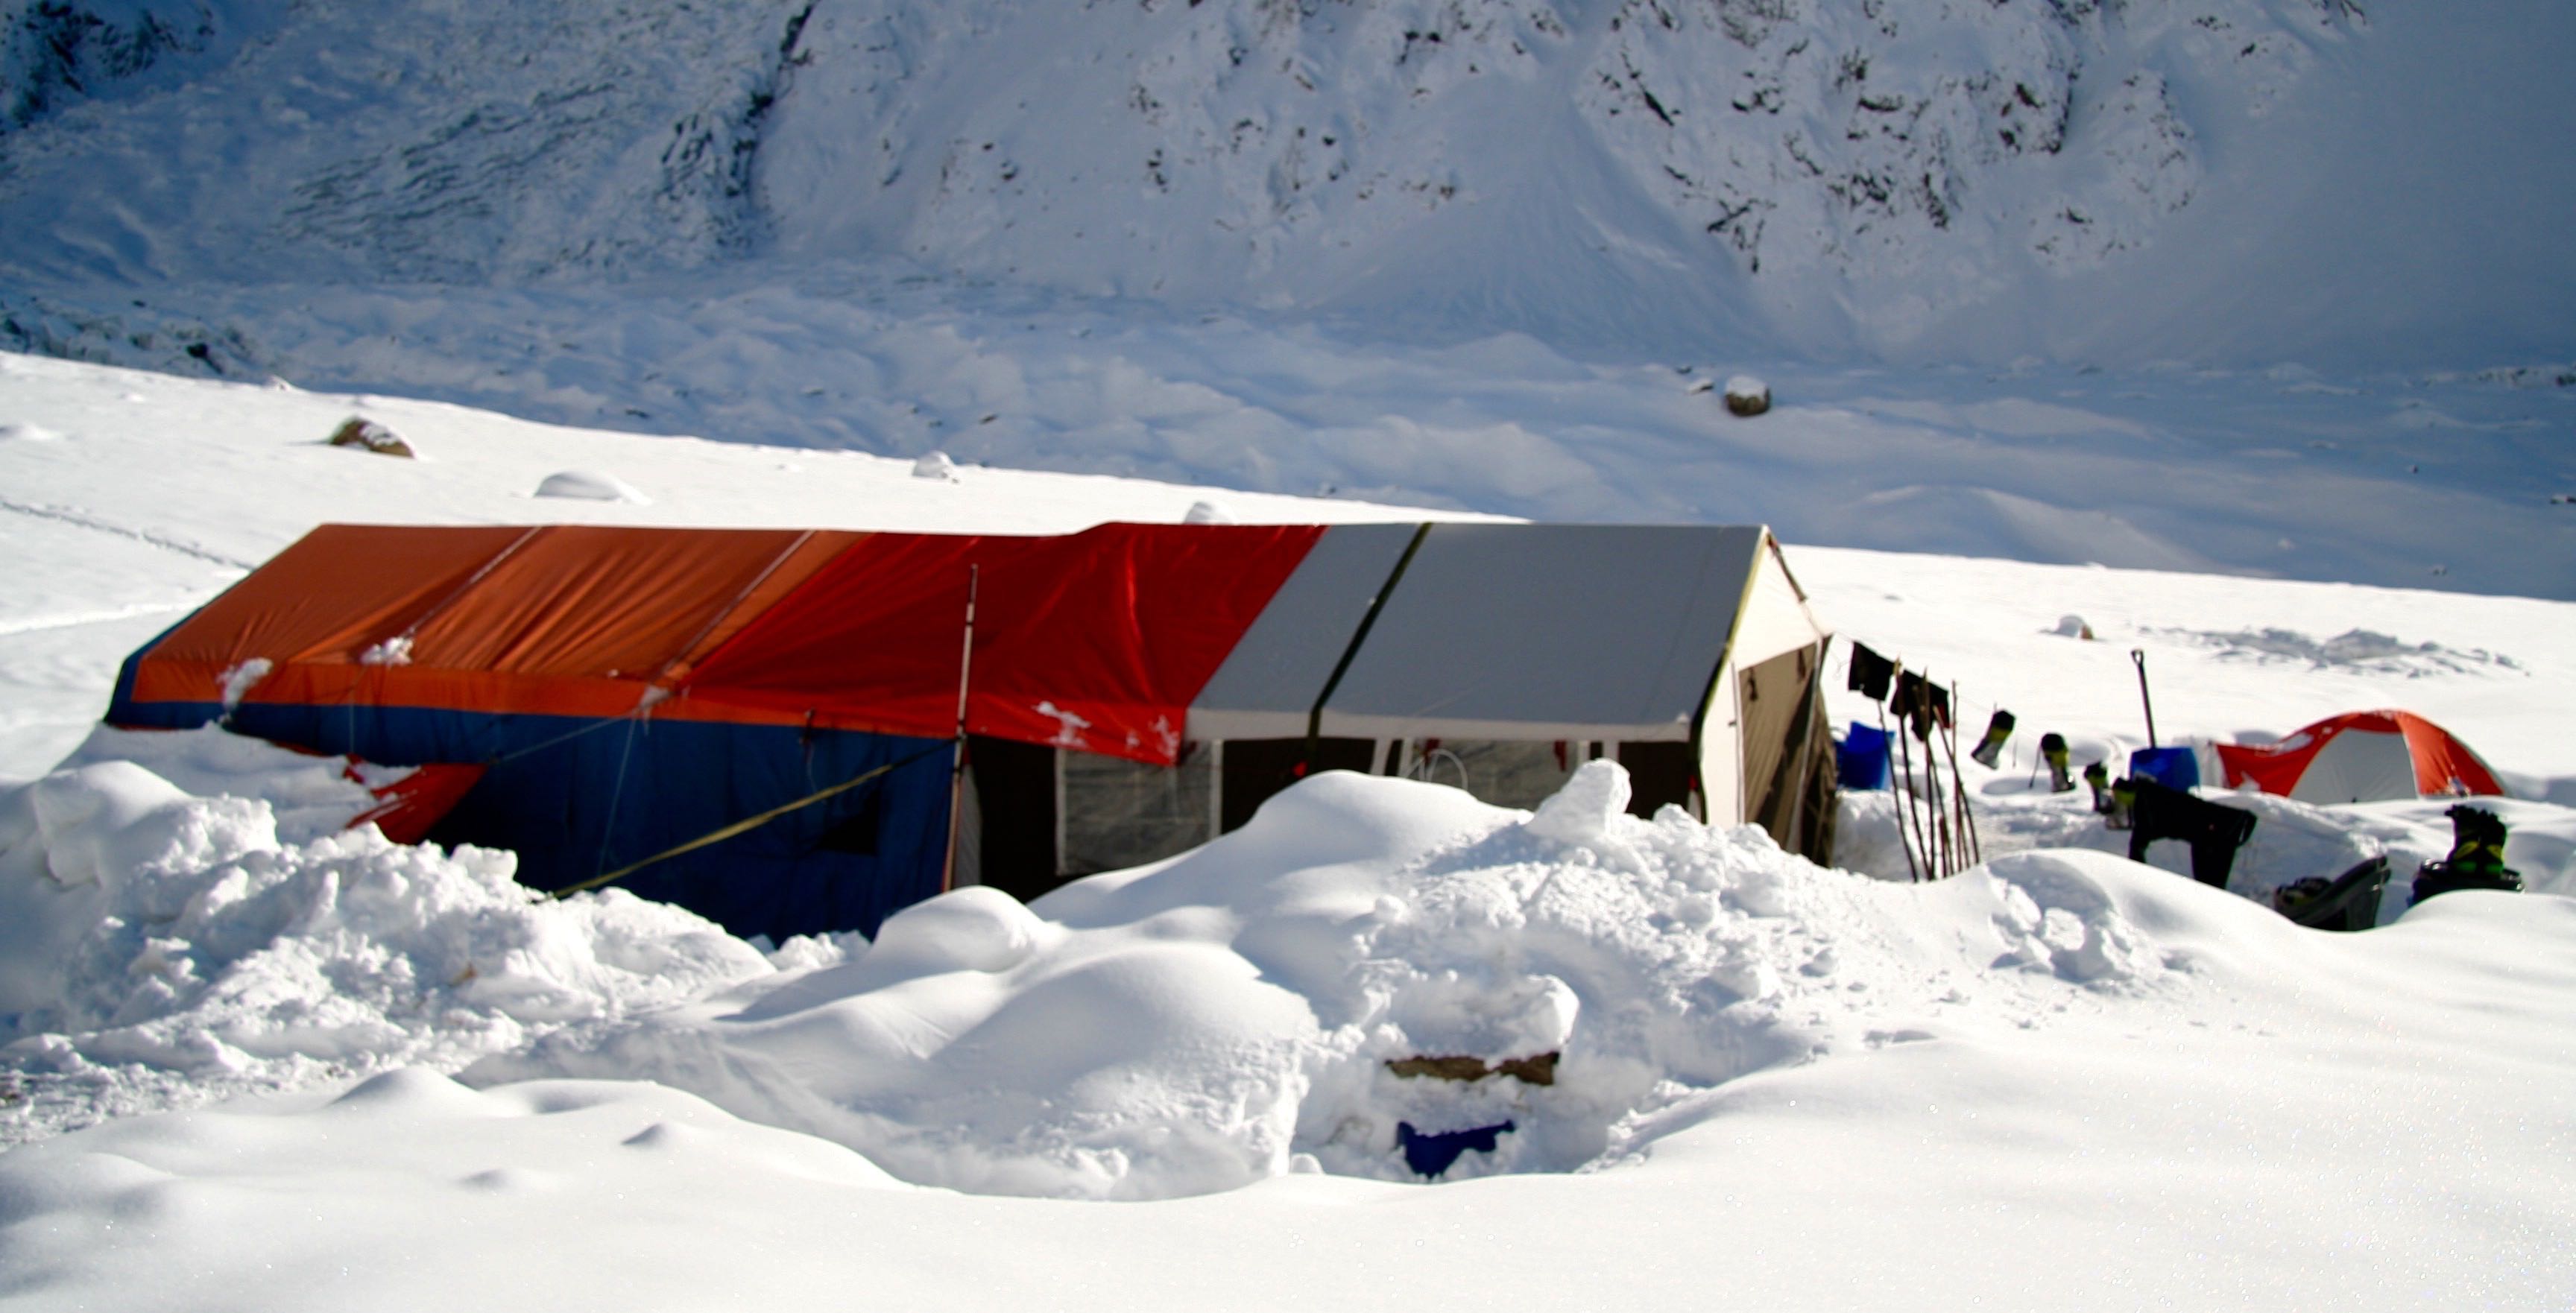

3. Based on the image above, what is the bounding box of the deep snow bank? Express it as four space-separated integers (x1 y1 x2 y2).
0 732 775 1145
8 736 2541 1199
476 761 2235 1198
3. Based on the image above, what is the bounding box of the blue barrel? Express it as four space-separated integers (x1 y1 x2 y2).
1838 724 1892 790
2129 745 2200 792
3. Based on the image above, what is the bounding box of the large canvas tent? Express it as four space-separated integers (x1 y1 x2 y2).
107 521 1836 940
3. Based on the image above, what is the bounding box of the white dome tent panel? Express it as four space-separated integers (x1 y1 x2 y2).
2288 727 2427 805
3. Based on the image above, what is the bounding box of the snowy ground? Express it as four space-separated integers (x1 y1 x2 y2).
1 353 2573 1309
9 278 2575 601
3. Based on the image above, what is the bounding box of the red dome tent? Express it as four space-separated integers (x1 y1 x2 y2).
2213 710 2506 805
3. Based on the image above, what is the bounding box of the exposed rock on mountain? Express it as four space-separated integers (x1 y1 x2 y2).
1 0 2567 367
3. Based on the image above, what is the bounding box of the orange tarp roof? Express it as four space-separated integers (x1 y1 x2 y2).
133 525 862 719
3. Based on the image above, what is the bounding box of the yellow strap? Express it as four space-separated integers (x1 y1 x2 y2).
549 751 926 899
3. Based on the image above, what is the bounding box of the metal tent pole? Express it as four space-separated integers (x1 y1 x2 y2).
941 564 981 893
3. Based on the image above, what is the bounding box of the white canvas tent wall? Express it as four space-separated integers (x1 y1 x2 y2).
970 522 1838 899
1190 522 1830 820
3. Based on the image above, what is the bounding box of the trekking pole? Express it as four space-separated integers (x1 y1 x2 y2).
1945 681 1981 866
1878 701 1922 884
940 564 980 892
1895 680 1936 879
2130 648 2159 748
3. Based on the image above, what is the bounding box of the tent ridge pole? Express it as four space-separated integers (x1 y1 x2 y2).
1302 522 1431 770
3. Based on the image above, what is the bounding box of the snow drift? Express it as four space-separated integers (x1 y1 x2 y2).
473 761 2232 1198
0 730 774 1145
4 724 2569 1207
2 738 2226 1186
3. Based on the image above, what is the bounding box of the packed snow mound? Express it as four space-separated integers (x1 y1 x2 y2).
0 753 773 1145
477 762 2250 1199
533 470 651 503
0 1067 909 1305
54 726 394 844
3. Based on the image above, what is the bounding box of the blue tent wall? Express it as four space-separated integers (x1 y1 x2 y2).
106 653 953 940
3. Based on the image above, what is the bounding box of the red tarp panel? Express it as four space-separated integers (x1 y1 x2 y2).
347 762 489 844
677 523 1326 764
2214 709 2505 801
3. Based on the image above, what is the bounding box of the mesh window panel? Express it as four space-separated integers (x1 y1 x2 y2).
1413 739 1579 811
1060 748 1215 876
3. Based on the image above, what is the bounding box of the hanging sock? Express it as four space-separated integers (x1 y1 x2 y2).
1969 709 2015 768
1893 671 1939 740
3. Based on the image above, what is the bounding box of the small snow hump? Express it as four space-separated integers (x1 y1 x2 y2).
912 451 961 481
1722 374 1771 417
325 416 414 458
534 470 650 504
1526 759 1632 847
1184 499 1234 525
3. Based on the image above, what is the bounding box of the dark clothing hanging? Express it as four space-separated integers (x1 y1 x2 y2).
1892 671 1951 740
1847 644 1895 701
2127 779 2258 889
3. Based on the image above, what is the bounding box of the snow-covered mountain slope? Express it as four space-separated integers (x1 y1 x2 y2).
759 0 2372 358
3 0 2570 364
0 0 808 279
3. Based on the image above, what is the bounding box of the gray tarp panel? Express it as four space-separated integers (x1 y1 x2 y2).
1185 522 1422 741
1316 524 1766 741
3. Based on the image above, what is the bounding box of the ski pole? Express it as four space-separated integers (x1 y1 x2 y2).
2130 648 2158 748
